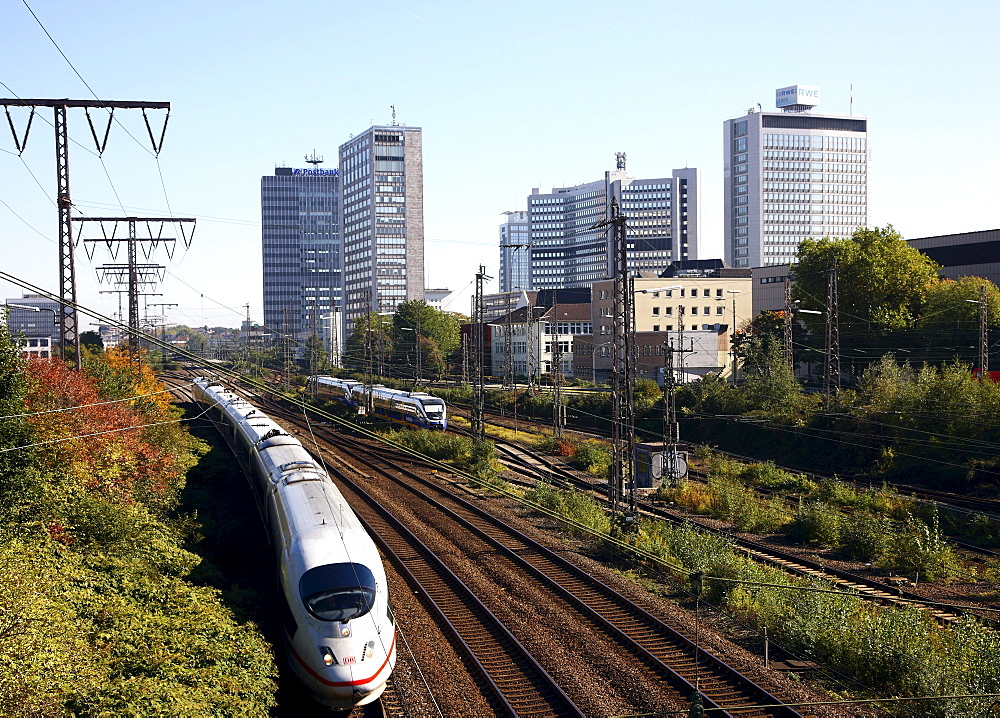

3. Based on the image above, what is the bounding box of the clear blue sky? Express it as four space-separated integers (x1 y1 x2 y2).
2 0 998 329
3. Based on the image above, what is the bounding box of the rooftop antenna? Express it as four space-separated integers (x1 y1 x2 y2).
850 83 854 116
305 149 323 165
391 105 398 126
615 151 626 171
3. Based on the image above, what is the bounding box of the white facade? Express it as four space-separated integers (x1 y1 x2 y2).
724 88 869 268
490 307 591 380
339 125 424 327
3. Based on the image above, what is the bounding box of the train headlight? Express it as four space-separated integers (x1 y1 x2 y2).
319 646 337 666
341 625 351 637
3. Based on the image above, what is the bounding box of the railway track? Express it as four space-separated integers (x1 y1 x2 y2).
490 436 1000 627
456 398 1000 524
270 404 806 717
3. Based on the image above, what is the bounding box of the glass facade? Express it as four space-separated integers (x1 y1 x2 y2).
261 168 341 339
725 110 869 268
524 169 698 290
499 211 531 291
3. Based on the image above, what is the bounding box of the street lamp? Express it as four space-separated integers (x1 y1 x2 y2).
591 340 614 384
5 302 58 325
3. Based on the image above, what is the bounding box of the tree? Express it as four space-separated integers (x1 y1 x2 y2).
392 301 461 362
914 276 1000 332
186 332 207 353
302 333 330 374
344 312 393 373
740 333 804 416
80 330 104 352
794 226 940 336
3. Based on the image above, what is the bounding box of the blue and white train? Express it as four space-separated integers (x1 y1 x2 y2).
309 375 447 430
193 378 396 708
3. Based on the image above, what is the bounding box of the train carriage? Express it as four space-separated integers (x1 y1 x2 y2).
193 378 395 708
309 375 447 430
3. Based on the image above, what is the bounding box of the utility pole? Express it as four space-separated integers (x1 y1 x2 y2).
77 217 194 369
362 289 374 415
502 292 514 391
243 303 252 372
551 303 565 439
661 339 684 487
99 289 128 346
526 306 538 389
980 284 989 377
2 98 172 368
415 306 422 386
148 302 177 365
968 285 989 377
591 197 637 519
472 265 491 440
823 264 841 409
783 278 794 373
283 305 292 392
309 301 318 398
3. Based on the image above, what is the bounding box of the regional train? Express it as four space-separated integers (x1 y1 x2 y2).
309 375 447 430
193 378 396 708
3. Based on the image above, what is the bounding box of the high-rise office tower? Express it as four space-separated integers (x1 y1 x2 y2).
499 210 530 292
525 165 700 290
261 160 341 340
339 125 424 326
724 85 870 268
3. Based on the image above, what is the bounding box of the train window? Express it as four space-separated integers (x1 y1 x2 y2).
300 563 377 623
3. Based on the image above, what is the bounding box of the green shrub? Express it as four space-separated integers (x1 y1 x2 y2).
886 514 960 581
813 478 861 506
524 484 609 536
570 440 612 477
840 511 894 562
741 461 816 494
787 502 844 546
706 476 788 532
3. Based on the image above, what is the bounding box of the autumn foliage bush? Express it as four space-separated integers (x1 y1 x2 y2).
0 335 277 715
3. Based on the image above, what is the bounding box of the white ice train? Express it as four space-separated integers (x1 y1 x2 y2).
193 378 396 708
309 375 447 430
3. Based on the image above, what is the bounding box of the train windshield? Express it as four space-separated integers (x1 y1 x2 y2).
299 563 377 622
422 400 445 418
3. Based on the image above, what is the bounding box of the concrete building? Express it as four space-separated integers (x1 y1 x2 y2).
589 265 752 382
424 288 453 311
261 161 341 342
490 302 592 381
499 210 531 292
339 125 424 326
524 164 700 290
751 264 796 315
908 229 1000 286
724 85 869 268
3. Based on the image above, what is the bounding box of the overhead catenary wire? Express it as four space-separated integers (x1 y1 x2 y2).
0 406 210 454
0 382 192 421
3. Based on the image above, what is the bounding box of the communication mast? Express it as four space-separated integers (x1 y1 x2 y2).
305 150 324 165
